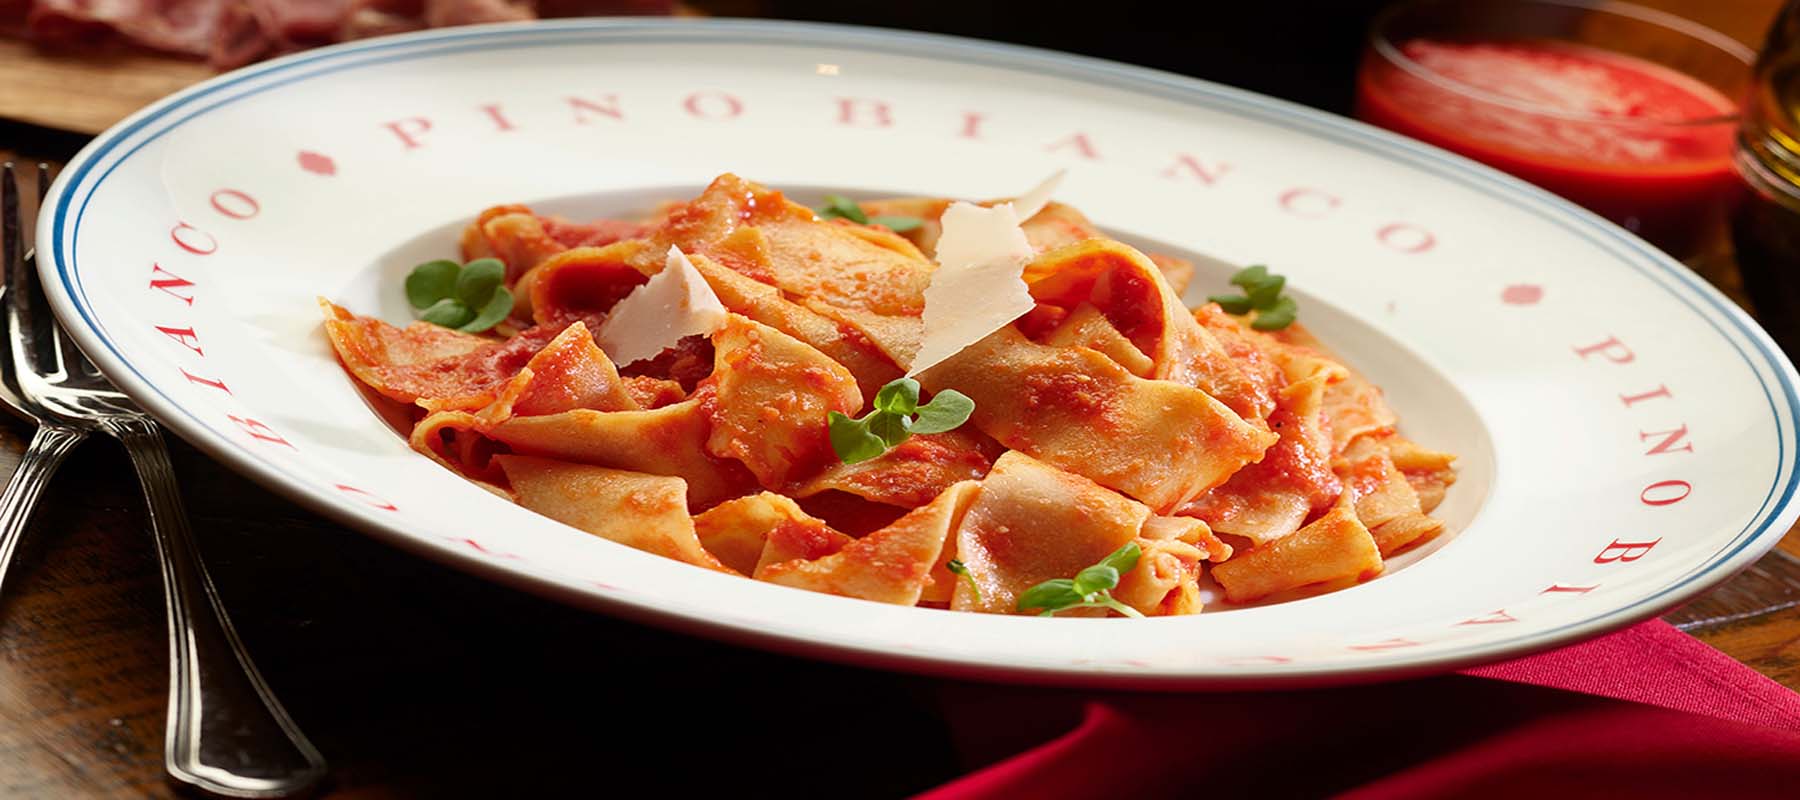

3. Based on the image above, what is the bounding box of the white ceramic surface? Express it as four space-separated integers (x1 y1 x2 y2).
37 19 1800 687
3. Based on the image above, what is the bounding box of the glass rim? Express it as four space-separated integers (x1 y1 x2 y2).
1369 0 1756 129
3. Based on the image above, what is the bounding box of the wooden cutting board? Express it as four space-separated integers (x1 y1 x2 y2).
0 41 213 136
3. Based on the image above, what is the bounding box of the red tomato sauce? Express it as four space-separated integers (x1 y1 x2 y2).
1095 266 1162 354
1357 39 1737 251
1237 408 1342 513
619 334 715 392
767 519 849 560
537 260 647 322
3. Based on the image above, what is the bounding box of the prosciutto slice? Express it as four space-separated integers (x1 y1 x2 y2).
29 0 229 56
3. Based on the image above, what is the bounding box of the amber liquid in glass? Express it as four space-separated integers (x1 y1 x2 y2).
1732 8 1800 355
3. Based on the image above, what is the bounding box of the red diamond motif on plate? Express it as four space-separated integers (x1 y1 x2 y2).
1501 284 1543 305
298 151 336 176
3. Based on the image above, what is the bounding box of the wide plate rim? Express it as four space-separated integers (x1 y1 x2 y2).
35 17 1800 688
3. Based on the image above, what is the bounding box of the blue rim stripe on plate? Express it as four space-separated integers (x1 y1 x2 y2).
41 19 1800 670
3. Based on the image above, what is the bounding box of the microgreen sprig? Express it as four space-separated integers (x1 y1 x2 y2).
1208 264 1298 331
816 194 925 233
947 559 980 603
405 257 514 333
827 377 974 464
1016 542 1145 618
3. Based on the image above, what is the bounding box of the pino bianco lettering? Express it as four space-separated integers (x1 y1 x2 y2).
1375 223 1436 254
1639 480 1691 507
1620 385 1673 407
1572 336 1635 364
1639 426 1694 456
208 190 259 220
149 264 197 305
179 369 230 395
1161 154 1231 186
683 91 743 119
1541 583 1599 594
1045 132 1101 160
835 98 892 127
958 111 986 139
1279 187 1341 218
154 325 204 357
1594 538 1661 564
568 95 624 124
479 103 515 132
226 415 294 448
169 223 217 255
384 117 433 149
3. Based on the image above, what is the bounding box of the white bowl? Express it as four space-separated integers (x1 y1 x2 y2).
38 19 1799 687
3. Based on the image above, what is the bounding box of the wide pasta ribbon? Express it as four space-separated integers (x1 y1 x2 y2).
495 455 731 572
696 315 862 490
321 173 1461 616
1023 239 1270 422
917 326 1274 513
652 173 934 316
946 452 1223 616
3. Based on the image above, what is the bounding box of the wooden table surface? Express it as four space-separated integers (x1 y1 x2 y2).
3 3 1800 794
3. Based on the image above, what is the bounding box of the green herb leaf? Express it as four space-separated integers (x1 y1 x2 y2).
1245 274 1285 308
1072 564 1121 596
458 286 514 333
947 559 981 602
867 412 912 448
419 297 475 329
1208 294 1254 315
1219 265 1299 329
409 257 514 332
873 377 920 416
1229 265 1271 291
869 215 924 232
1251 296 1299 331
828 411 887 464
1016 542 1145 618
817 194 870 225
909 389 974 435
455 258 505 307
1017 579 1082 614
829 380 975 464
1097 541 1142 575
405 260 461 309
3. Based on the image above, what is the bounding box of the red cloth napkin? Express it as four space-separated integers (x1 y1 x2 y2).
919 620 1800 799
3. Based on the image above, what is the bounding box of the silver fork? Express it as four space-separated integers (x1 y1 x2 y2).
3 163 327 798
0 165 86 599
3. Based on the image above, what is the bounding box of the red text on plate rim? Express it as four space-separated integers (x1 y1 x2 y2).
375 95 1441 255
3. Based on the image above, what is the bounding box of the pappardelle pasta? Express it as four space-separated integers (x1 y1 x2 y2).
320 173 1457 617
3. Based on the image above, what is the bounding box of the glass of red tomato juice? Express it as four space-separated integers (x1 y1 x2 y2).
1357 0 1756 257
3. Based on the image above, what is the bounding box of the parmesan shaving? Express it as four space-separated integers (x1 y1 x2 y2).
1010 169 1065 221
596 246 729 367
906 173 1064 376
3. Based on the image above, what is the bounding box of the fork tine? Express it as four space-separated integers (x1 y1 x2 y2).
2 163 17 293
26 163 89 379
3 165 51 381
1 164 19 388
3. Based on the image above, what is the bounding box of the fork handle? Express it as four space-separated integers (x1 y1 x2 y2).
109 417 327 798
0 425 84 599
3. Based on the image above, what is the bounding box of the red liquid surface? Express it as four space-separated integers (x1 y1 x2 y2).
1357 39 1738 253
